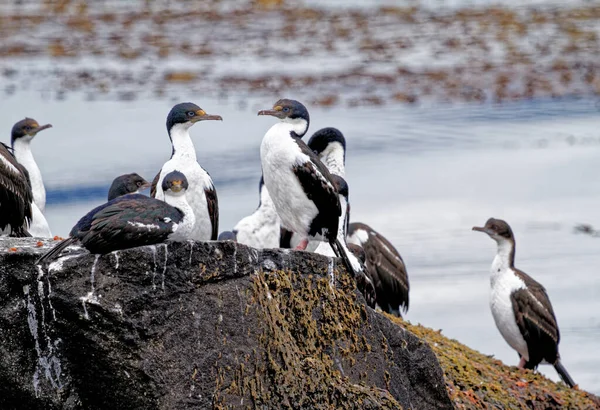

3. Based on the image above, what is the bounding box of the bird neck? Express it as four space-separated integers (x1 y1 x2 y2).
12 137 45 211
280 117 309 138
165 193 194 223
321 142 346 177
169 123 197 160
492 237 516 273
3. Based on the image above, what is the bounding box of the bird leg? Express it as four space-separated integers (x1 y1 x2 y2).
518 357 527 369
295 238 309 250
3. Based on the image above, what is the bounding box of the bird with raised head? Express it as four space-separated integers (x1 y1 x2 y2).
472 217 576 388
151 102 222 241
37 171 195 263
258 98 375 306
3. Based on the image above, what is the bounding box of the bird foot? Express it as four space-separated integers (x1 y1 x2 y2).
518 357 527 369
295 238 309 251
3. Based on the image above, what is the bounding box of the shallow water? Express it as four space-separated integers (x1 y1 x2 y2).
2 91 600 393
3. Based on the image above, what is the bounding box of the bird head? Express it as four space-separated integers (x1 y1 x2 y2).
11 118 52 146
472 218 514 243
258 99 309 137
162 171 189 195
166 102 222 133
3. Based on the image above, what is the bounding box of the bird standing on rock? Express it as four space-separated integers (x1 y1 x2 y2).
472 217 576 388
0 118 52 237
37 171 195 263
151 102 221 241
258 98 375 306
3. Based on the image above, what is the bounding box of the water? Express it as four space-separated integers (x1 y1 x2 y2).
1 90 599 392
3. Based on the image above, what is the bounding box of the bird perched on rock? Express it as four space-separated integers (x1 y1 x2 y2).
151 102 221 241
37 171 195 263
232 176 281 249
347 222 409 317
108 173 151 201
472 217 576 388
0 118 53 237
258 98 375 305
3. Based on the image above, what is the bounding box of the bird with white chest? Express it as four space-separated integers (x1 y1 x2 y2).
151 102 222 241
0 118 52 237
258 99 375 306
472 217 576 388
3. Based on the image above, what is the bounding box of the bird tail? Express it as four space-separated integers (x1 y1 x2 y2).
36 237 76 265
332 239 377 308
554 360 576 388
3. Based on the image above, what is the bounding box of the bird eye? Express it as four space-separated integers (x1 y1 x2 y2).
136 181 142 186
187 111 195 117
24 126 31 131
283 107 290 112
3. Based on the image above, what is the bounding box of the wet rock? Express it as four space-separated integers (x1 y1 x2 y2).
0 239 452 409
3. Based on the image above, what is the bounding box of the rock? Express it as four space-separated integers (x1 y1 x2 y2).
0 239 452 409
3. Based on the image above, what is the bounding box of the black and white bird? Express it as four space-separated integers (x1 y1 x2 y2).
151 102 221 241
37 171 195 263
232 176 281 249
308 127 410 316
0 118 53 237
472 218 576 388
347 222 409 317
307 127 346 178
258 99 374 303
108 173 151 201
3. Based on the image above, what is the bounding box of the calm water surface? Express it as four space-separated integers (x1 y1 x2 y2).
2 93 599 393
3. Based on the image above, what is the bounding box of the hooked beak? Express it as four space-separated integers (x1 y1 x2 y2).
257 109 281 118
472 226 493 235
192 109 222 122
30 124 52 136
138 180 152 191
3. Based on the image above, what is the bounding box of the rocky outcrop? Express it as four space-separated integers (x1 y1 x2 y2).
0 238 452 409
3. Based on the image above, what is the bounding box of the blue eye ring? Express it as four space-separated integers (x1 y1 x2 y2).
186 111 195 117
283 107 290 112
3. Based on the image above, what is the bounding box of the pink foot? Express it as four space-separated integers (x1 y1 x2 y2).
518 357 527 369
295 238 309 250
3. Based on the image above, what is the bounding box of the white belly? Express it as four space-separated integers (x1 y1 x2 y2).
29 202 52 237
155 159 214 241
490 268 529 360
260 125 318 237
234 213 280 249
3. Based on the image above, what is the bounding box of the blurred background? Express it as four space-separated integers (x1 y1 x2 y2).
1 0 599 393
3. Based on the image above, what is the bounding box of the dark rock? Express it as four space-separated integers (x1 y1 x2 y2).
0 239 452 409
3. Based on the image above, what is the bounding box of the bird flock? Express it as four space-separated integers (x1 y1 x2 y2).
1 98 576 389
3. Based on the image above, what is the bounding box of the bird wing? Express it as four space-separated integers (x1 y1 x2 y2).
81 196 183 254
204 185 219 240
510 270 560 366
291 138 341 240
0 143 33 235
150 168 161 198
369 231 409 312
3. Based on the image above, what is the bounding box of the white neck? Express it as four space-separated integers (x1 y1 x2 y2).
169 123 197 161
491 238 515 285
321 142 345 177
280 117 308 137
13 137 46 212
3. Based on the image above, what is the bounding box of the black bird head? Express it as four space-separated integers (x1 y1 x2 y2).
308 127 346 160
166 102 222 133
472 218 515 242
107 173 151 201
162 171 189 195
257 99 310 137
11 118 52 146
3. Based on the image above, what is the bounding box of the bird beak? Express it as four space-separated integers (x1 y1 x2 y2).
472 226 493 235
257 109 280 118
170 181 183 193
139 181 152 191
192 109 222 122
30 124 52 136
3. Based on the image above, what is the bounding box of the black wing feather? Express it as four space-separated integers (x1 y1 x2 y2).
510 270 560 368
0 143 33 236
205 185 219 240
291 138 340 242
